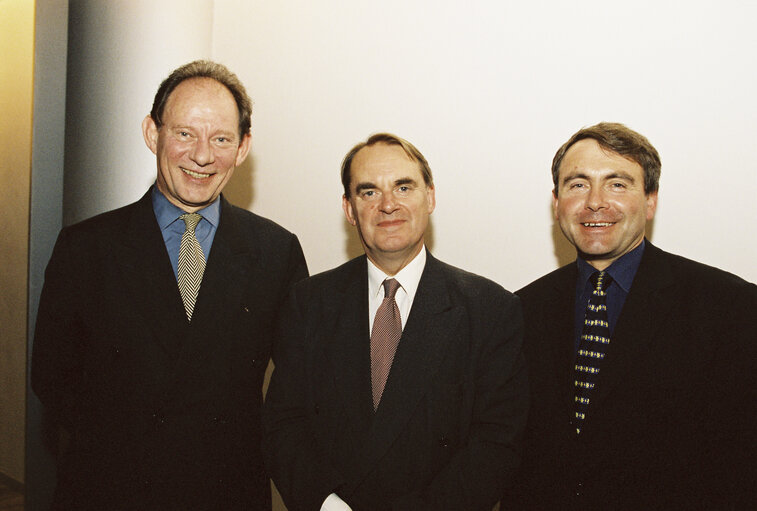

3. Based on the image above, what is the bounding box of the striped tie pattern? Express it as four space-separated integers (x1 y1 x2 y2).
574 271 612 434
370 278 402 410
177 213 206 321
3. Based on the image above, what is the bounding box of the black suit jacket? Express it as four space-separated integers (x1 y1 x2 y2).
504 241 756 510
263 253 528 511
32 191 308 510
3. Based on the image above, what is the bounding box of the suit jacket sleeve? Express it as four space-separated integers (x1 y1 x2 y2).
32 226 91 428
263 281 347 511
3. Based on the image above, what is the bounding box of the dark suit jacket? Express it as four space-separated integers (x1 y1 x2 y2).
263 253 528 511
503 241 756 510
32 191 308 510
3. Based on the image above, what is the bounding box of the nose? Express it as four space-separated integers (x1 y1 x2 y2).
379 192 398 213
586 186 607 211
190 139 215 166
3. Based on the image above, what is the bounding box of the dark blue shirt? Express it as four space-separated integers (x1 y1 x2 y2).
573 241 645 352
151 186 220 279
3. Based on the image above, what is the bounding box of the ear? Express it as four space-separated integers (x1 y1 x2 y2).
552 189 559 220
645 191 658 221
141 115 159 155
426 185 436 214
342 194 357 226
235 133 252 166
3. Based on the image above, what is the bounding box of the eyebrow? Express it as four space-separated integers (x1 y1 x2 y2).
355 182 377 193
394 177 418 187
354 177 418 193
169 125 237 139
561 171 636 184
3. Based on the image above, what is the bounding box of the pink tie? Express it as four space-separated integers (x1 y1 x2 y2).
370 278 402 410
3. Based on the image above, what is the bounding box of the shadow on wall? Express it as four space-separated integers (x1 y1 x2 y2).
551 219 575 268
223 154 256 210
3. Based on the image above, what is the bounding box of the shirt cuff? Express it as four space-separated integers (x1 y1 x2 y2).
321 493 352 511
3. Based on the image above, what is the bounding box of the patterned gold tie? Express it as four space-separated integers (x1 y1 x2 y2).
370 278 402 410
177 213 206 321
574 271 612 434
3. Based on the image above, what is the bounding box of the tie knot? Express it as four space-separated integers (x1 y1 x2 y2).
382 278 401 299
180 213 202 232
590 271 612 292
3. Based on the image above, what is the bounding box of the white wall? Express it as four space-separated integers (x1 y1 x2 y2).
213 0 757 289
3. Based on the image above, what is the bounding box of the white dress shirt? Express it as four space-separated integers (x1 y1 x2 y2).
367 246 427 333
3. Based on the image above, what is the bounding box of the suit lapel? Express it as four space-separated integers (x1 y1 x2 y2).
326 258 375 433
589 242 676 412
355 254 464 481
544 265 580 416
118 192 187 355
174 198 258 366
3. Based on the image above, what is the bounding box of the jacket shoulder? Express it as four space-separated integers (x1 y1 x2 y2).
433 258 515 299
650 246 756 297
56 199 147 242
516 263 574 300
222 201 298 240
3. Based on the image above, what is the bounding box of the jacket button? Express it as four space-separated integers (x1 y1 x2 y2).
439 437 450 448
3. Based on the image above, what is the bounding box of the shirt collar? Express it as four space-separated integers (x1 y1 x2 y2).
151 185 221 230
577 239 645 293
368 246 427 299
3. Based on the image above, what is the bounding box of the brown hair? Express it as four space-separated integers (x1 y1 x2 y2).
552 122 661 195
150 60 252 139
341 133 434 197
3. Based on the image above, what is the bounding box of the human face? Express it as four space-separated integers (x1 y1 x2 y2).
142 77 251 212
553 138 657 270
342 143 435 275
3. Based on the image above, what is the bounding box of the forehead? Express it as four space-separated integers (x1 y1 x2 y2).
163 77 238 123
559 138 643 181
351 143 422 183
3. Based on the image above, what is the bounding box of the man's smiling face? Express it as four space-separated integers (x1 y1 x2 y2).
553 138 657 270
143 77 250 212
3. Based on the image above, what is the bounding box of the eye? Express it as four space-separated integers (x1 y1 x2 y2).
398 185 410 192
179 131 190 137
611 182 627 189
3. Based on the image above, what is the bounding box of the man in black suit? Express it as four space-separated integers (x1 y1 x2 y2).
503 122 756 509
32 60 308 510
263 133 528 511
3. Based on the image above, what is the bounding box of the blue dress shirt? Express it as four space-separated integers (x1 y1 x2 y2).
151 186 220 279
573 240 645 352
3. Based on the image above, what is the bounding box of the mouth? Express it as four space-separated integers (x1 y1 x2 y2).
181 167 213 179
377 219 405 228
581 222 614 227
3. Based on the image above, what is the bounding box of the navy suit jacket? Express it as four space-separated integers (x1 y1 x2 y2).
32 191 308 510
504 241 756 510
263 253 528 511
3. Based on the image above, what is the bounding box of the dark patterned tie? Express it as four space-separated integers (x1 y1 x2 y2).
574 271 613 434
177 213 206 321
370 278 402 410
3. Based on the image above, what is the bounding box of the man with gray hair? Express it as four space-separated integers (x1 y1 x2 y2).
32 60 307 509
264 133 528 510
